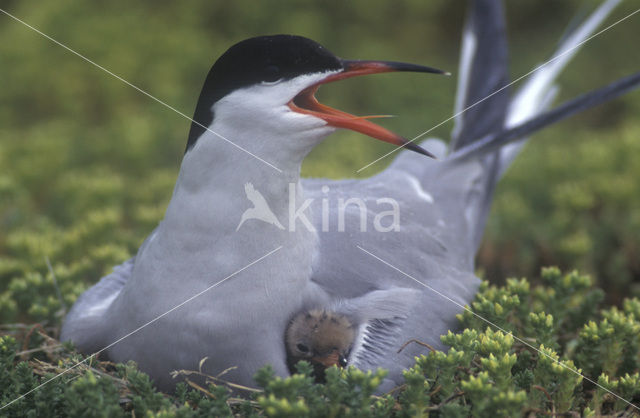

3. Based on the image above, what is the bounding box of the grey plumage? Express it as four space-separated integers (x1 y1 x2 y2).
61 0 640 394
451 0 509 251
307 0 640 389
61 257 134 353
302 0 639 389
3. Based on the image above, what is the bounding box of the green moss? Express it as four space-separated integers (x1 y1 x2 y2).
1 1 640 416
3 269 639 416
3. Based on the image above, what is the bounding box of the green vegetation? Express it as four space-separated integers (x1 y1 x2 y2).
2 269 639 416
1 1 640 416
1 2 639 317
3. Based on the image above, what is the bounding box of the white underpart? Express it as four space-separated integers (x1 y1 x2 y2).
91 69 355 389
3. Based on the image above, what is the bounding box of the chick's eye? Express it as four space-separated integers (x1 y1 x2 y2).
262 64 282 84
339 356 348 367
296 343 309 353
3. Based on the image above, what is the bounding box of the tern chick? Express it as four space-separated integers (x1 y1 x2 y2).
286 309 357 382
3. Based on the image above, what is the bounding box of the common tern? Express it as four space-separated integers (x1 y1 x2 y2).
61 0 640 393
61 33 444 391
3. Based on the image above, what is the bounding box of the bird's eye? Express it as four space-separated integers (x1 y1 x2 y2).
339 356 348 367
262 64 282 84
296 343 309 353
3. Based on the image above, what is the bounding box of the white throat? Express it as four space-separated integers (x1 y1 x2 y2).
160 113 335 253
163 72 340 237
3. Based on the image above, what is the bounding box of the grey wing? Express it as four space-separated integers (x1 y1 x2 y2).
60 227 158 353
330 288 421 371
330 288 420 324
304 169 481 383
60 257 135 353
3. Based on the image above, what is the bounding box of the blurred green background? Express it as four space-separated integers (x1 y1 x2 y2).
1 0 639 324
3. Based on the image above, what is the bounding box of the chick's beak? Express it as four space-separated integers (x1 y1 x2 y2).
311 350 341 368
311 349 350 369
288 59 448 158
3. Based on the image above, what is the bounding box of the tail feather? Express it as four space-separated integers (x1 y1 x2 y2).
450 0 509 251
498 0 621 174
451 0 624 250
451 0 509 149
451 70 640 162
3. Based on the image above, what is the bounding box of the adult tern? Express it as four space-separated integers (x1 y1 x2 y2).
61 0 640 392
61 34 444 391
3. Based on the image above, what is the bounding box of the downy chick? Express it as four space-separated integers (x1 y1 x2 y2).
285 309 356 382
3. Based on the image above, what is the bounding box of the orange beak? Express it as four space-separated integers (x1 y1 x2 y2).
311 350 341 368
288 60 448 158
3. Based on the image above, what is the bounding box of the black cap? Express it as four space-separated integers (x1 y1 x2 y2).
186 35 343 152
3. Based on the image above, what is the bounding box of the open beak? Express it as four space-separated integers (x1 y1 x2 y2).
288 59 448 158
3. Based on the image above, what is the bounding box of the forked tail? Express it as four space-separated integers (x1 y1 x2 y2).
450 0 640 251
